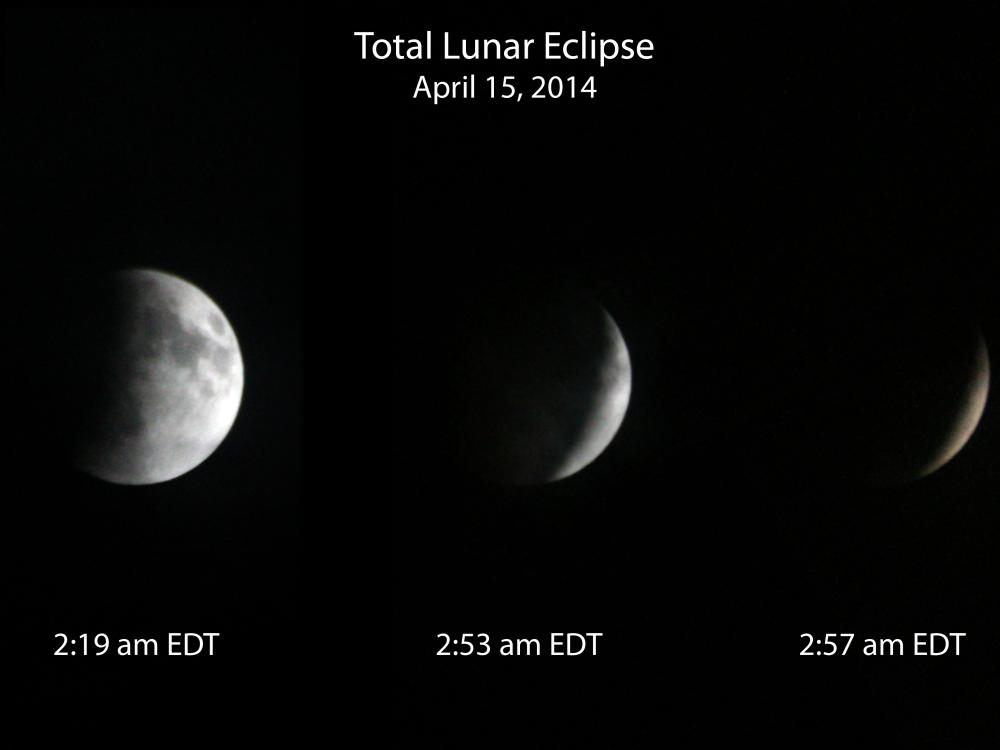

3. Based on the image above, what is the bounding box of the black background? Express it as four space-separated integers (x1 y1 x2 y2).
5 8 302 735
5 5 1000 746
372 5 1000 748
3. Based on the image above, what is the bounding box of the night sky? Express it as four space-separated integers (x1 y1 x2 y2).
376 6 1000 747
7 6 1000 745
6 8 302 734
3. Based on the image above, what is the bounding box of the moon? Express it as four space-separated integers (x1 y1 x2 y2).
551 309 632 481
820 284 989 484
65 269 243 485
918 330 989 479
453 285 631 485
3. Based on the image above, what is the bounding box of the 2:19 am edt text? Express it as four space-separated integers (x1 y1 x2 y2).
54 632 219 656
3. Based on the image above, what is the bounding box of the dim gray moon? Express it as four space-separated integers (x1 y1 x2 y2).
457 290 631 485
821 289 990 485
70 269 244 484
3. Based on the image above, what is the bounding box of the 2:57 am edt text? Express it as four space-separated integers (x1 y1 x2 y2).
800 632 966 656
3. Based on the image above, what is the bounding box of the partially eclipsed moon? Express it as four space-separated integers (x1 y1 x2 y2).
456 287 631 485
823 288 990 484
68 269 243 485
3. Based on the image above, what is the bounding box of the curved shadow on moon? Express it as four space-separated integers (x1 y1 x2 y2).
452 285 632 486
812 278 990 486
848 325 991 486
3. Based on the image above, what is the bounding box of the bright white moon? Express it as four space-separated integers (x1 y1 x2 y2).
73 269 244 484
549 308 632 482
